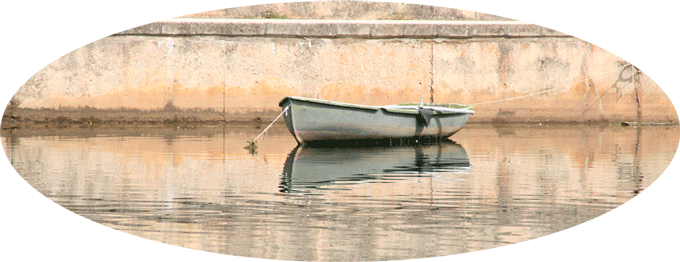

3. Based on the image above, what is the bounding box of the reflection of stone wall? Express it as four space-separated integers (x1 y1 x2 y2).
5 124 677 259
12 18 677 124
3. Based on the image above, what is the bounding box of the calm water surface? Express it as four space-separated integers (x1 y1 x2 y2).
3 123 678 261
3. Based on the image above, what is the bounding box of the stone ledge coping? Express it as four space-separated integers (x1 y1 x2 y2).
114 18 568 38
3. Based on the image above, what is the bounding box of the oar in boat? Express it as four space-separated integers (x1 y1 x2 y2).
380 105 475 126
380 105 475 114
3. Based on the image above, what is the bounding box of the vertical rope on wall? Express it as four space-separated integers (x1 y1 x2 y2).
634 66 641 123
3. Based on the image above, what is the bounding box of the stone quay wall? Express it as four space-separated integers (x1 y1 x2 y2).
10 19 678 124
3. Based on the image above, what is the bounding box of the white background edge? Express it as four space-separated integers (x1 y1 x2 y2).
0 0 677 261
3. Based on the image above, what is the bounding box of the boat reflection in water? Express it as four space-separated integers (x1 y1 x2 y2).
279 139 470 194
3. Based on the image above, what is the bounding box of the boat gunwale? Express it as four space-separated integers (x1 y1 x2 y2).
279 96 474 115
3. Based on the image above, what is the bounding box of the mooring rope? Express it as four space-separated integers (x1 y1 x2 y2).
469 63 633 106
253 106 289 143
245 106 290 153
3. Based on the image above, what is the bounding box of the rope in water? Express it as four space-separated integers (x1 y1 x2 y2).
469 63 633 106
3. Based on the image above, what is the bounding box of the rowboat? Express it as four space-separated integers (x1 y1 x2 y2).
278 96 474 145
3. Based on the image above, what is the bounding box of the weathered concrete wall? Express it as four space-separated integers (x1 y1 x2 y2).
11 19 677 124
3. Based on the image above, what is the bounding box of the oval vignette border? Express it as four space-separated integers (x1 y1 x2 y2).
0 1 677 262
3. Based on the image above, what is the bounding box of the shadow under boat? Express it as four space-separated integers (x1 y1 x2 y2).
279 139 471 194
